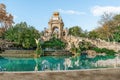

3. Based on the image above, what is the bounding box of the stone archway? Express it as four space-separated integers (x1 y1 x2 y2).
52 26 59 32
48 12 64 39
42 12 68 41
52 26 59 38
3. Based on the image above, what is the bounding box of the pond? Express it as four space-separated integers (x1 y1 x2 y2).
0 55 120 71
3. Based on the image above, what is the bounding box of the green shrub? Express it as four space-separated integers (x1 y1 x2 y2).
92 47 117 56
41 37 66 50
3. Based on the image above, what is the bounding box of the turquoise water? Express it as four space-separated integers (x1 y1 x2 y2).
0 55 118 71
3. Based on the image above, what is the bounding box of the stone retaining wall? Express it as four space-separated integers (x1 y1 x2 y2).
44 50 72 56
3 50 34 54
0 68 120 80
0 50 34 57
0 50 72 57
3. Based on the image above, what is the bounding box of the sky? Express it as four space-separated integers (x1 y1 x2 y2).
1 0 120 31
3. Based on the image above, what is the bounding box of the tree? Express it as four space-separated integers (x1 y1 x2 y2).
88 30 99 39
0 3 14 37
113 26 120 42
113 14 120 26
98 12 113 26
68 26 83 37
98 13 114 41
4 22 41 49
91 13 120 41
81 30 88 38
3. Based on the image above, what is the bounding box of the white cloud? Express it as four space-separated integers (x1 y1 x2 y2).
91 6 120 16
58 9 86 15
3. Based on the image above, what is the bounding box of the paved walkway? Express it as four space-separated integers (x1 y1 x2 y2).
0 68 120 80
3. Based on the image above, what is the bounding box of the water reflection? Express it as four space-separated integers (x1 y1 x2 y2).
0 55 119 71
41 60 51 71
93 56 120 68
34 58 38 71
64 58 72 70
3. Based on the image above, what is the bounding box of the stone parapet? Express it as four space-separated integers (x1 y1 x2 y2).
0 68 120 80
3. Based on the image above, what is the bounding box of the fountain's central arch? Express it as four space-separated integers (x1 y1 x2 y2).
48 12 64 39
42 12 68 41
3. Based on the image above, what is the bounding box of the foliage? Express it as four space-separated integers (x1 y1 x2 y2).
42 37 66 50
0 3 14 37
78 40 117 56
35 41 43 57
78 40 95 51
88 30 99 39
4 22 40 49
81 30 89 38
68 13 120 42
70 45 81 56
92 47 117 56
69 26 83 37
112 26 120 42
90 13 120 42
70 41 95 55
113 14 120 26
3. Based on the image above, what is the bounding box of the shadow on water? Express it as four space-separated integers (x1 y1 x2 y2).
0 56 6 59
